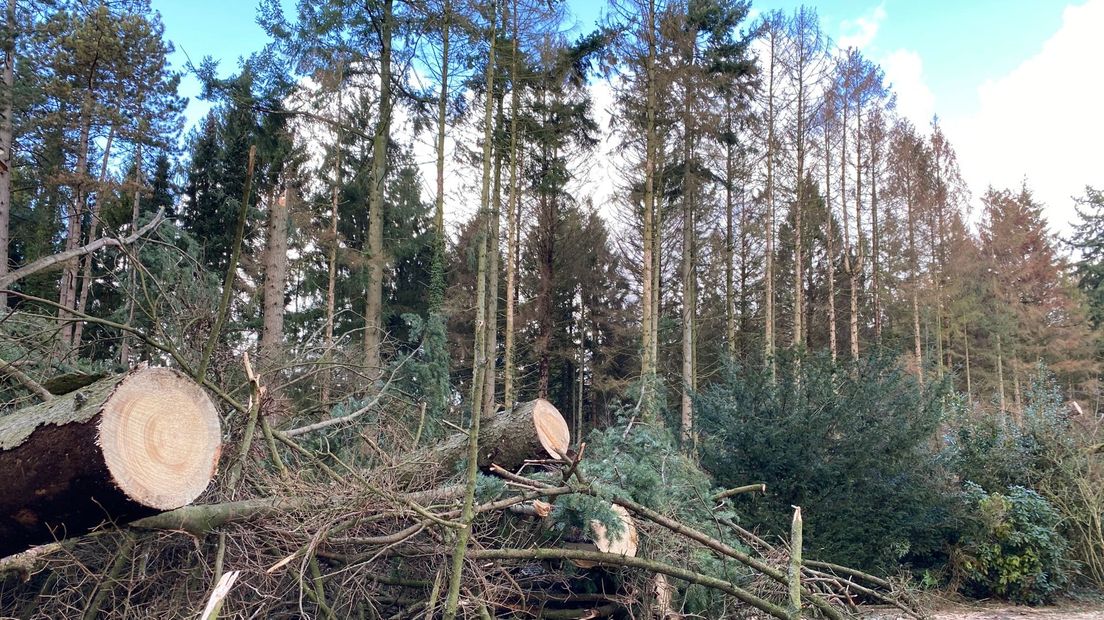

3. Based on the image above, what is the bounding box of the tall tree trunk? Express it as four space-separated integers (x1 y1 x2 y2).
908 182 923 388
323 66 344 406
58 92 94 352
119 144 143 365
725 95 736 357
444 5 497 616
996 333 1006 419
71 125 116 351
764 34 776 376
680 59 696 448
364 0 393 381
650 131 663 382
639 0 658 416
849 103 863 359
963 326 971 399
431 3 450 311
503 0 519 406
481 83 505 420
839 93 852 362
793 74 805 351
870 132 881 343
261 179 292 364
824 117 837 361
0 0 14 311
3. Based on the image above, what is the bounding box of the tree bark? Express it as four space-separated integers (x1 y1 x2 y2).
261 180 292 364
58 92 94 352
0 368 221 558
639 0 658 416
0 0 13 310
71 125 116 351
430 2 450 312
503 0 519 406
322 62 344 406
388 398 567 489
364 0 393 381
824 108 837 361
764 29 777 377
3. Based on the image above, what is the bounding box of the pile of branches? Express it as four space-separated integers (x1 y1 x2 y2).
0 368 922 619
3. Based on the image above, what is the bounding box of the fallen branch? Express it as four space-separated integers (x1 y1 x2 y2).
712 483 766 502
0 208 166 289
466 547 795 620
0 355 52 402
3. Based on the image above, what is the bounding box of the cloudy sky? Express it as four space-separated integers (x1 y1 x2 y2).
153 0 1103 233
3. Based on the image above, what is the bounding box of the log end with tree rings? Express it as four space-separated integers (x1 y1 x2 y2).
571 504 639 569
98 367 222 510
0 367 221 557
532 398 570 460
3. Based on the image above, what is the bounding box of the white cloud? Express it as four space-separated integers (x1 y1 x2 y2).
838 3 886 50
881 49 935 128
947 0 1104 233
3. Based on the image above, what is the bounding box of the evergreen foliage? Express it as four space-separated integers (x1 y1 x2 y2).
695 350 951 572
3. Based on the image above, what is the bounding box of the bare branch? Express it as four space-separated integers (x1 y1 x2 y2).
0 209 166 290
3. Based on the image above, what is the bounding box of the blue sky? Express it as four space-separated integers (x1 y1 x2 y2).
150 0 1103 230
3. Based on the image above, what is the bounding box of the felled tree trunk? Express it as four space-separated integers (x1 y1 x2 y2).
0 367 221 557
389 398 569 487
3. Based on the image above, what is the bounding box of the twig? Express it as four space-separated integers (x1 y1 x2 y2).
198 146 256 379
282 348 413 437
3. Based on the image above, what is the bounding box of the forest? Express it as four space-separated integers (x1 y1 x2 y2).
1 0 1103 618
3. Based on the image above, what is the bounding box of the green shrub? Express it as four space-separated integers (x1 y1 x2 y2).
695 350 954 573
952 483 1070 604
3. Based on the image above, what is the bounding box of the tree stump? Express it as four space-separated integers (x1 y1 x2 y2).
0 367 221 557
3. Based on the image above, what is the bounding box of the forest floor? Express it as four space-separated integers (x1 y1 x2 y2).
860 604 1104 619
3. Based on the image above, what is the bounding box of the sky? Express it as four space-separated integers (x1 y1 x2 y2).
150 0 1104 234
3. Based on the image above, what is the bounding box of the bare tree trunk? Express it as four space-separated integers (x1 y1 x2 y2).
793 81 805 352
481 84 505 420
907 175 923 389
364 0 393 381
323 64 345 406
71 125 116 351
261 180 292 364
849 103 863 360
0 0 13 311
870 129 881 344
839 91 852 362
431 2 450 304
963 326 971 399
58 93 94 352
824 116 837 362
444 5 497 616
119 143 143 365
725 95 736 358
996 333 1006 419
503 0 519 406
650 132 663 382
764 34 777 377
639 0 658 416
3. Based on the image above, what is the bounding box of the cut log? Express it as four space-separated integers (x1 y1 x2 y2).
0 367 221 557
389 398 569 486
569 504 639 569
